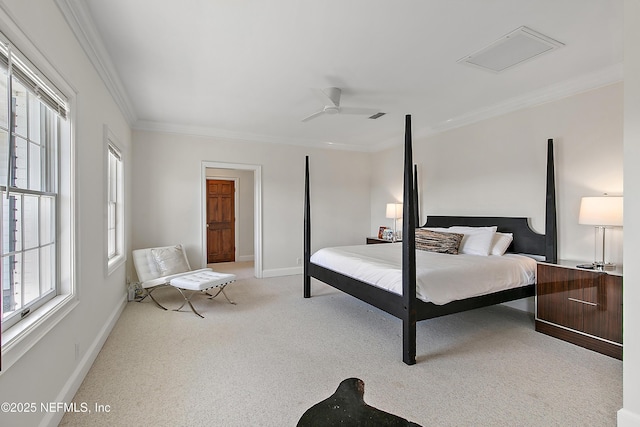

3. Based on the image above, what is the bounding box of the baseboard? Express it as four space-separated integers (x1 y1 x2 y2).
618 408 640 427
262 266 303 278
40 294 127 427
237 255 254 262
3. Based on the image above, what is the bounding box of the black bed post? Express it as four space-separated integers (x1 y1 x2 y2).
304 156 311 298
402 115 417 365
413 164 419 226
545 139 558 263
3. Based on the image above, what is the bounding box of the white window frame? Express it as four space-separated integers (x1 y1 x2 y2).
0 20 76 372
104 126 125 276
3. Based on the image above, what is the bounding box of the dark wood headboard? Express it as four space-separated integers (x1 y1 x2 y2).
419 139 557 262
422 216 545 257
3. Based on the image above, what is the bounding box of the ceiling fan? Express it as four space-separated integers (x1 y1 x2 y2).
301 87 382 122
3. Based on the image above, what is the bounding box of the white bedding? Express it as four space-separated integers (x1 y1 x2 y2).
310 243 536 305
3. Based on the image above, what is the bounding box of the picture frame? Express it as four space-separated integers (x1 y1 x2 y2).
378 226 388 239
382 228 395 241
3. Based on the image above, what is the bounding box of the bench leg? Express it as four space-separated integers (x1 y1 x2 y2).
206 283 236 305
173 288 204 318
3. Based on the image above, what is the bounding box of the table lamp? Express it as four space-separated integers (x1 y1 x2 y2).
578 195 623 270
385 203 403 242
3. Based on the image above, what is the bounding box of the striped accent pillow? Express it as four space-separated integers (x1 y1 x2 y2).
415 229 464 255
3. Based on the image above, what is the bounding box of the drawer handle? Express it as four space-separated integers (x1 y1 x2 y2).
568 297 597 307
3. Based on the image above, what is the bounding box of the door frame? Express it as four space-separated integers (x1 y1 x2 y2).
206 177 239 263
201 161 263 278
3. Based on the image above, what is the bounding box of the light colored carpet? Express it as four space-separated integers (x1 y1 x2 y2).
60 262 621 426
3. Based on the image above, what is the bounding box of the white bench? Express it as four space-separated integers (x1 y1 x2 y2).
170 270 236 317
132 244 236 317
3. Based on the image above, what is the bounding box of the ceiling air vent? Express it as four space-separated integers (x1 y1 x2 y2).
458 26 564 73
368 112 386 119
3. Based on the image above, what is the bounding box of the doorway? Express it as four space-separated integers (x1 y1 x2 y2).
201 162 262 278
206 179 235 263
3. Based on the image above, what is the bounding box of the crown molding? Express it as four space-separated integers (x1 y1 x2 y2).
139 58 622 153
133 120 374 153
431 63 624 133
55 0 137 125
372 63 623 152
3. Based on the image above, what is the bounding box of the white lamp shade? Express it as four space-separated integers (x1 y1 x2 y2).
386 203 403 219
578 196 623 226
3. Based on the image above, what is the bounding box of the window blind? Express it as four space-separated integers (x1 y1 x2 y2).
0 32 68 120
108 144 122 161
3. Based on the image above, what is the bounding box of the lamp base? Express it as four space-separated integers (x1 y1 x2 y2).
592 262 617 271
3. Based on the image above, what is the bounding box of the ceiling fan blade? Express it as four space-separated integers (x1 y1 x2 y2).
315 87 341 107
301 110 326 122
338 107 380 116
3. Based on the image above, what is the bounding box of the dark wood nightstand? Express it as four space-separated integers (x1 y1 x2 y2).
366 237 397 244
535 260 622 359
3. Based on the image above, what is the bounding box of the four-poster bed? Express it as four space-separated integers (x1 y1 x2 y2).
303 115 557 365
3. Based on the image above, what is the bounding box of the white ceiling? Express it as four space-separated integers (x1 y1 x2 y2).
65 0 623 151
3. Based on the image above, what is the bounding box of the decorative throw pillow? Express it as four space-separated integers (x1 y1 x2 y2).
490 232 513 256
151 245 190 276
415 229 464 254
448 226 498 256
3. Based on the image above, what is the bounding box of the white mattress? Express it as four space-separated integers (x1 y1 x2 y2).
310 243 536 305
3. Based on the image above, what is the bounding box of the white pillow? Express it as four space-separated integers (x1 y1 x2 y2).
490 232 513 256
448 226 497 256
151 245 190 276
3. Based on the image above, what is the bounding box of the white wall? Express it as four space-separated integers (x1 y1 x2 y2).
0 1 132 426
619 1 640 425
371 83 624 267
132 131 371 277
205 168 255 261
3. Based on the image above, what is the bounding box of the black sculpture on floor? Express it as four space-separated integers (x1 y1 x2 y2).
297 378 423 427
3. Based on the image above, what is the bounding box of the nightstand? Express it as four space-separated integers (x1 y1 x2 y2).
366 237 397 244
535 260 622 359
367 237 402 245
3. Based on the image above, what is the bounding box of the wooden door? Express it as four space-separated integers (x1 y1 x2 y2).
207 180 235 263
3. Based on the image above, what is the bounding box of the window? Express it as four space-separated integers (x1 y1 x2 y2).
106 128 124 274
1 32 72 338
